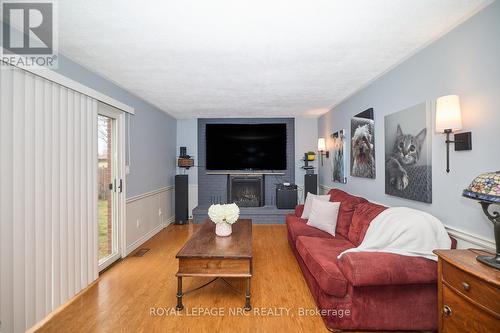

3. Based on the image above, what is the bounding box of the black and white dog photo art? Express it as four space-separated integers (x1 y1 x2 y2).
331 130 347 184
351 108 375 179
384 102 432 203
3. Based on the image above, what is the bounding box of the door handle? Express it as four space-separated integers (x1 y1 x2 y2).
110 180 122 193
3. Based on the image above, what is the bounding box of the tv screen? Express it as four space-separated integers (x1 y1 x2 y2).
206 123 287 170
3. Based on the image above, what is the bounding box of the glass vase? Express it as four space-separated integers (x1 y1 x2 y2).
215 222 232 237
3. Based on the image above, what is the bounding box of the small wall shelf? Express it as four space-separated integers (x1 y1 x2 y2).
178 158 194 169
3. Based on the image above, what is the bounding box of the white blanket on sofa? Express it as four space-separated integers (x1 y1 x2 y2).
338 207 451 261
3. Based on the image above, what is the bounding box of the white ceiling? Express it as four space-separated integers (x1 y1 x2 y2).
59 0 491 119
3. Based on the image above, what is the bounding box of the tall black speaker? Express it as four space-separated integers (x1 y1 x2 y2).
175 175 188 225
304 174 317 200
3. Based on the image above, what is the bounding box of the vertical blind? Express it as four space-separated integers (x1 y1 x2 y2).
0 63 98 333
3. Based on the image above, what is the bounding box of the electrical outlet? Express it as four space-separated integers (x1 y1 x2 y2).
136 219 140 228
158 209 162 216
125 165 130 174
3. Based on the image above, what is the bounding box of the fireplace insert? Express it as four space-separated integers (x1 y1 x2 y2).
228 175 264 207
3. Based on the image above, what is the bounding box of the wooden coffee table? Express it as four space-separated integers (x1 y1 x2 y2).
175 219 253 311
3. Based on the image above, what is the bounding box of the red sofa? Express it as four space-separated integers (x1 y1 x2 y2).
286 189 455 332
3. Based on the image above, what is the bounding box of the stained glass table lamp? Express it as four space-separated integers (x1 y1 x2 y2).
463 171 500 269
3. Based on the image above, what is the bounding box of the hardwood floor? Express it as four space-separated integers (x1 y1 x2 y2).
35 223 431 333
36 223 328 333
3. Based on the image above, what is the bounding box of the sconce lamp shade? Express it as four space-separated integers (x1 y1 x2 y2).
436 95 463 132
463 171 500 203
317 138 326 151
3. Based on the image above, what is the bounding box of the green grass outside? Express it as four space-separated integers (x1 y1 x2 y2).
98 200 110 259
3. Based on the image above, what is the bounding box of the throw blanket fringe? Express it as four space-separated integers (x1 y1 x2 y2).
339 207 451 261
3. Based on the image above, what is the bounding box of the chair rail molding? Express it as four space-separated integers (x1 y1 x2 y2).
318 184 495 252
125 186 175 255
126 185 174 203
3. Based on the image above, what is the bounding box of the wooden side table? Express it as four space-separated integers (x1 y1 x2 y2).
434 249 500 333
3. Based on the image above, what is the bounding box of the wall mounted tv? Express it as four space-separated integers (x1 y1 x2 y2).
206 123 287 171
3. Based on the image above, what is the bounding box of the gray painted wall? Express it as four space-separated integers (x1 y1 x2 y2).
176 119 199 186
197 118 295 206
294 117 319 203
55 55 177 198
317 1 500 242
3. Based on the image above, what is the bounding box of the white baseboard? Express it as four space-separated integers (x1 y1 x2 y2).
125 186 174 256
125 216 174 256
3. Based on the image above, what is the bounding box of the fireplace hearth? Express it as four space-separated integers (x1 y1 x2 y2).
228 175 264 207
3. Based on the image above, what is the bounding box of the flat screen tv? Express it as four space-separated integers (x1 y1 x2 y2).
206 123 287 170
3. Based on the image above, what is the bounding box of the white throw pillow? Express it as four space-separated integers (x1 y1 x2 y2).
306 199 340 236
301 193 330 219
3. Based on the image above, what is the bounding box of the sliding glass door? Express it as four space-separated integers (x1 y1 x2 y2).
98 104 125 271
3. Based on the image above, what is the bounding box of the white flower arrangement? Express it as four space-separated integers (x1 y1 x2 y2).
208 203 240 224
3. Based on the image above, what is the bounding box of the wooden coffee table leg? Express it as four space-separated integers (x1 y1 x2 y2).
176 276 183 310
244 277 251 311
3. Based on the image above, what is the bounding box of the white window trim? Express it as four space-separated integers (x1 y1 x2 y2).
98 103 128 271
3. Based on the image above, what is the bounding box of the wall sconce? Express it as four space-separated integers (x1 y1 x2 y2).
435 95 472 173
318 138 329 166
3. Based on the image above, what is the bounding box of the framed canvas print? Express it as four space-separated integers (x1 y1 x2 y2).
350 108 375 179
384 102 432 203
331 129 347 184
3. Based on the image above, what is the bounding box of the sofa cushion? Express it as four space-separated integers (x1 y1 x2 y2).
294 204 305 218
347 202 387 246
286 214 333 244
338 252 438 286
328 189 368 238
301 193 331 219
296 236 355 297
307 200 340 236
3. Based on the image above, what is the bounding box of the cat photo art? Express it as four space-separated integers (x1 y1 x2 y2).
386 125 426 190
384 103 432 203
